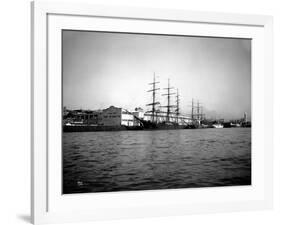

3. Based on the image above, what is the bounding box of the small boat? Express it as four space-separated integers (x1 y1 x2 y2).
212 124 224 128
230 123 241 127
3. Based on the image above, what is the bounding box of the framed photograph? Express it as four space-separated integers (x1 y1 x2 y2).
31 1 273 224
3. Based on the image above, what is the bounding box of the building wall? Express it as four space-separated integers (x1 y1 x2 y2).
133 111 144 119
101 106 122 126
121 112 135 126
100 106 138 127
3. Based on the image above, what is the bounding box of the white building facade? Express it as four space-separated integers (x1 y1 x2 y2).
100 106 138 127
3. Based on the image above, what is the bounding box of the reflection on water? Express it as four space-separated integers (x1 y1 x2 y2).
63 128 251 194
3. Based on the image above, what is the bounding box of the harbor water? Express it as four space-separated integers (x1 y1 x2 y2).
63 128 251 194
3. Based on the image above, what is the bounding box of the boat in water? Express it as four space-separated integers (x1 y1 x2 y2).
139 120 187 130
230 122 241 127
212 123 224 128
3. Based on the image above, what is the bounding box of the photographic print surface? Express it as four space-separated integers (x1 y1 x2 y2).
62 30 251 194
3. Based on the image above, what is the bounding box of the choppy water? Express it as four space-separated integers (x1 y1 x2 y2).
63 128 251 194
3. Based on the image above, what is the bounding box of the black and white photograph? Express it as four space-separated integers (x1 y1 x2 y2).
62 30 251 194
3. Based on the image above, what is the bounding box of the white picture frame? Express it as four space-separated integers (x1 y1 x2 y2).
31 1 273 224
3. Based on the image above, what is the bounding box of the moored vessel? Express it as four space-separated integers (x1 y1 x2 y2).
212 123 224 128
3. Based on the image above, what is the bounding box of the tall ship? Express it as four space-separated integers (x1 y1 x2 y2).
134 73 190 130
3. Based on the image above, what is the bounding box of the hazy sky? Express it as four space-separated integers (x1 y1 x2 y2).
63 30 251 120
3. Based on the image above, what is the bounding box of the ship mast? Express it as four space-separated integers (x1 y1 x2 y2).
200 106 204 120
147 73 160 123
190 99 204 123
175 89 180 124
191 98 194 121
162 78 176 122
197 100 200 121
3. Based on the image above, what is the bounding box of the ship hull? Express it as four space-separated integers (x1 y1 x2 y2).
139 120 187 130
63 125 128 132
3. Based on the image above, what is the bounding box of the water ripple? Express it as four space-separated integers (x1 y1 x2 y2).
63 128 251 194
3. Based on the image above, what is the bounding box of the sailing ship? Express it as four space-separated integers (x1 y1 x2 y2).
136 73 190 130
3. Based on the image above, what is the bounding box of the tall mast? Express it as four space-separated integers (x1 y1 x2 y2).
197 100 200 120
191 98 194 121
190 99 203 122
175 89 180 124
162 78 176 122
147 73 160 122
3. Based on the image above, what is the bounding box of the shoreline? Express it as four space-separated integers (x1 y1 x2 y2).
63 125 251 133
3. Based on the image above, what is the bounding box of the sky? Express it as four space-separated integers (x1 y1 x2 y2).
62 30 251 120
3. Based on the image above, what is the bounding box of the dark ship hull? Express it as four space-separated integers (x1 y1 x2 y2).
139 120 187 130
